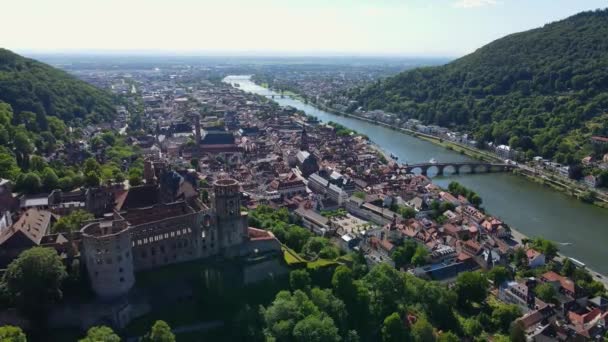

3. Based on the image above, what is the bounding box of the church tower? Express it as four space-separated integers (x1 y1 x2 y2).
300 125 309 151
213 178 248 253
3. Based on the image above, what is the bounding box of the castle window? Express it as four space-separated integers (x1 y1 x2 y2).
126 252 130 258
119 268 123 273
120 277 124 283
117 255 122 262
94 271 98 277
151 248 156 256
160 246 165 253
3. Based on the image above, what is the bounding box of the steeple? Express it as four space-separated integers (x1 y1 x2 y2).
300 125 309 151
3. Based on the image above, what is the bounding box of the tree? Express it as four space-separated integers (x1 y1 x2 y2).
513 247 528 268
510 320 526 342
437 331 459 342
411 318 436 342
580 190 597 204
309 288 347 332
145 320 175 342
455 271 488 308
52 210 94 234
0 325 27 342
363 263 408 319
561 258 575 277
292 315 340 342
332 266 356 301
261 290 320 341
530 238 558 260
290 269 312 293
84 171 101 187
29 155 47 172
392 240 417 269
492 303 522 333
3 247 67 324
83 158 101 176
398 206 416 219
15 172 41 194
331 266 370 332
411 246 429 266
79 326 120 342
0 153 20 180
345 330 360 342
13 131 33 162
302 237 333 259
41 167 59 191
534 283 557 303
382 312 408 342
128 168 143 186
418 281 458 331
487 266 511 287
462 317 483 338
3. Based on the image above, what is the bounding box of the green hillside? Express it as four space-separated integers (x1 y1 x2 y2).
352 9 608 163
0 48 115 123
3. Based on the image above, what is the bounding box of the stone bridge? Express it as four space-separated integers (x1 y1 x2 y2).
264 94 294 99
399 162 516 176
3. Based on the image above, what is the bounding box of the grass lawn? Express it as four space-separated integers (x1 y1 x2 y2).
282 245 306 265
307 258 339 269
282 245 340 269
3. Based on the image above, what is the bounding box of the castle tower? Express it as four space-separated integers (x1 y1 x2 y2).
300 126 309 151
81 216 135 299
213 178 248 253
143 158 156 184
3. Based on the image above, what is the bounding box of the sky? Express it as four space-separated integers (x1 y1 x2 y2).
2 0 606 57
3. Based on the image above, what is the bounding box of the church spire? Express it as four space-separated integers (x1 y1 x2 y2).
300 125 309 151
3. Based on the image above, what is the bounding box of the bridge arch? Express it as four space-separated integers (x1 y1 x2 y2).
425 165 440 177
473 164 490 173
442 165 458 175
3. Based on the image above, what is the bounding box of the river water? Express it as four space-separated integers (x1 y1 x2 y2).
225 75 608 274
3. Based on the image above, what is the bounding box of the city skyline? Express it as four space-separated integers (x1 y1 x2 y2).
3 0 607 57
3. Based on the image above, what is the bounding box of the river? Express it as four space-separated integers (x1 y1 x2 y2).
225 75 608 274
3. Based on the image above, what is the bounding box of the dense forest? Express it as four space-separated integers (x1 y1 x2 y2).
0 48 115 124
0 50 143 194
351 9 608 163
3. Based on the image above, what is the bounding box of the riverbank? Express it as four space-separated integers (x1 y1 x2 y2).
294 94 608 209
229 75 608 274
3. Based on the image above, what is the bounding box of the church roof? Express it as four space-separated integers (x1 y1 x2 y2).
201 131 235 145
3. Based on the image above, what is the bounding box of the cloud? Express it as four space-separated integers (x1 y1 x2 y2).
452 0 498 8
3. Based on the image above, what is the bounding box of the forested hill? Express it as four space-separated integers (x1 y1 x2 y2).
0 48 115 124
352 9 608 162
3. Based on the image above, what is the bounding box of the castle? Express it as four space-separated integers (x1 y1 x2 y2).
80 162 279 299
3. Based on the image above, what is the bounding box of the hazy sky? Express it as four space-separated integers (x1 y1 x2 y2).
3 0 606 57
